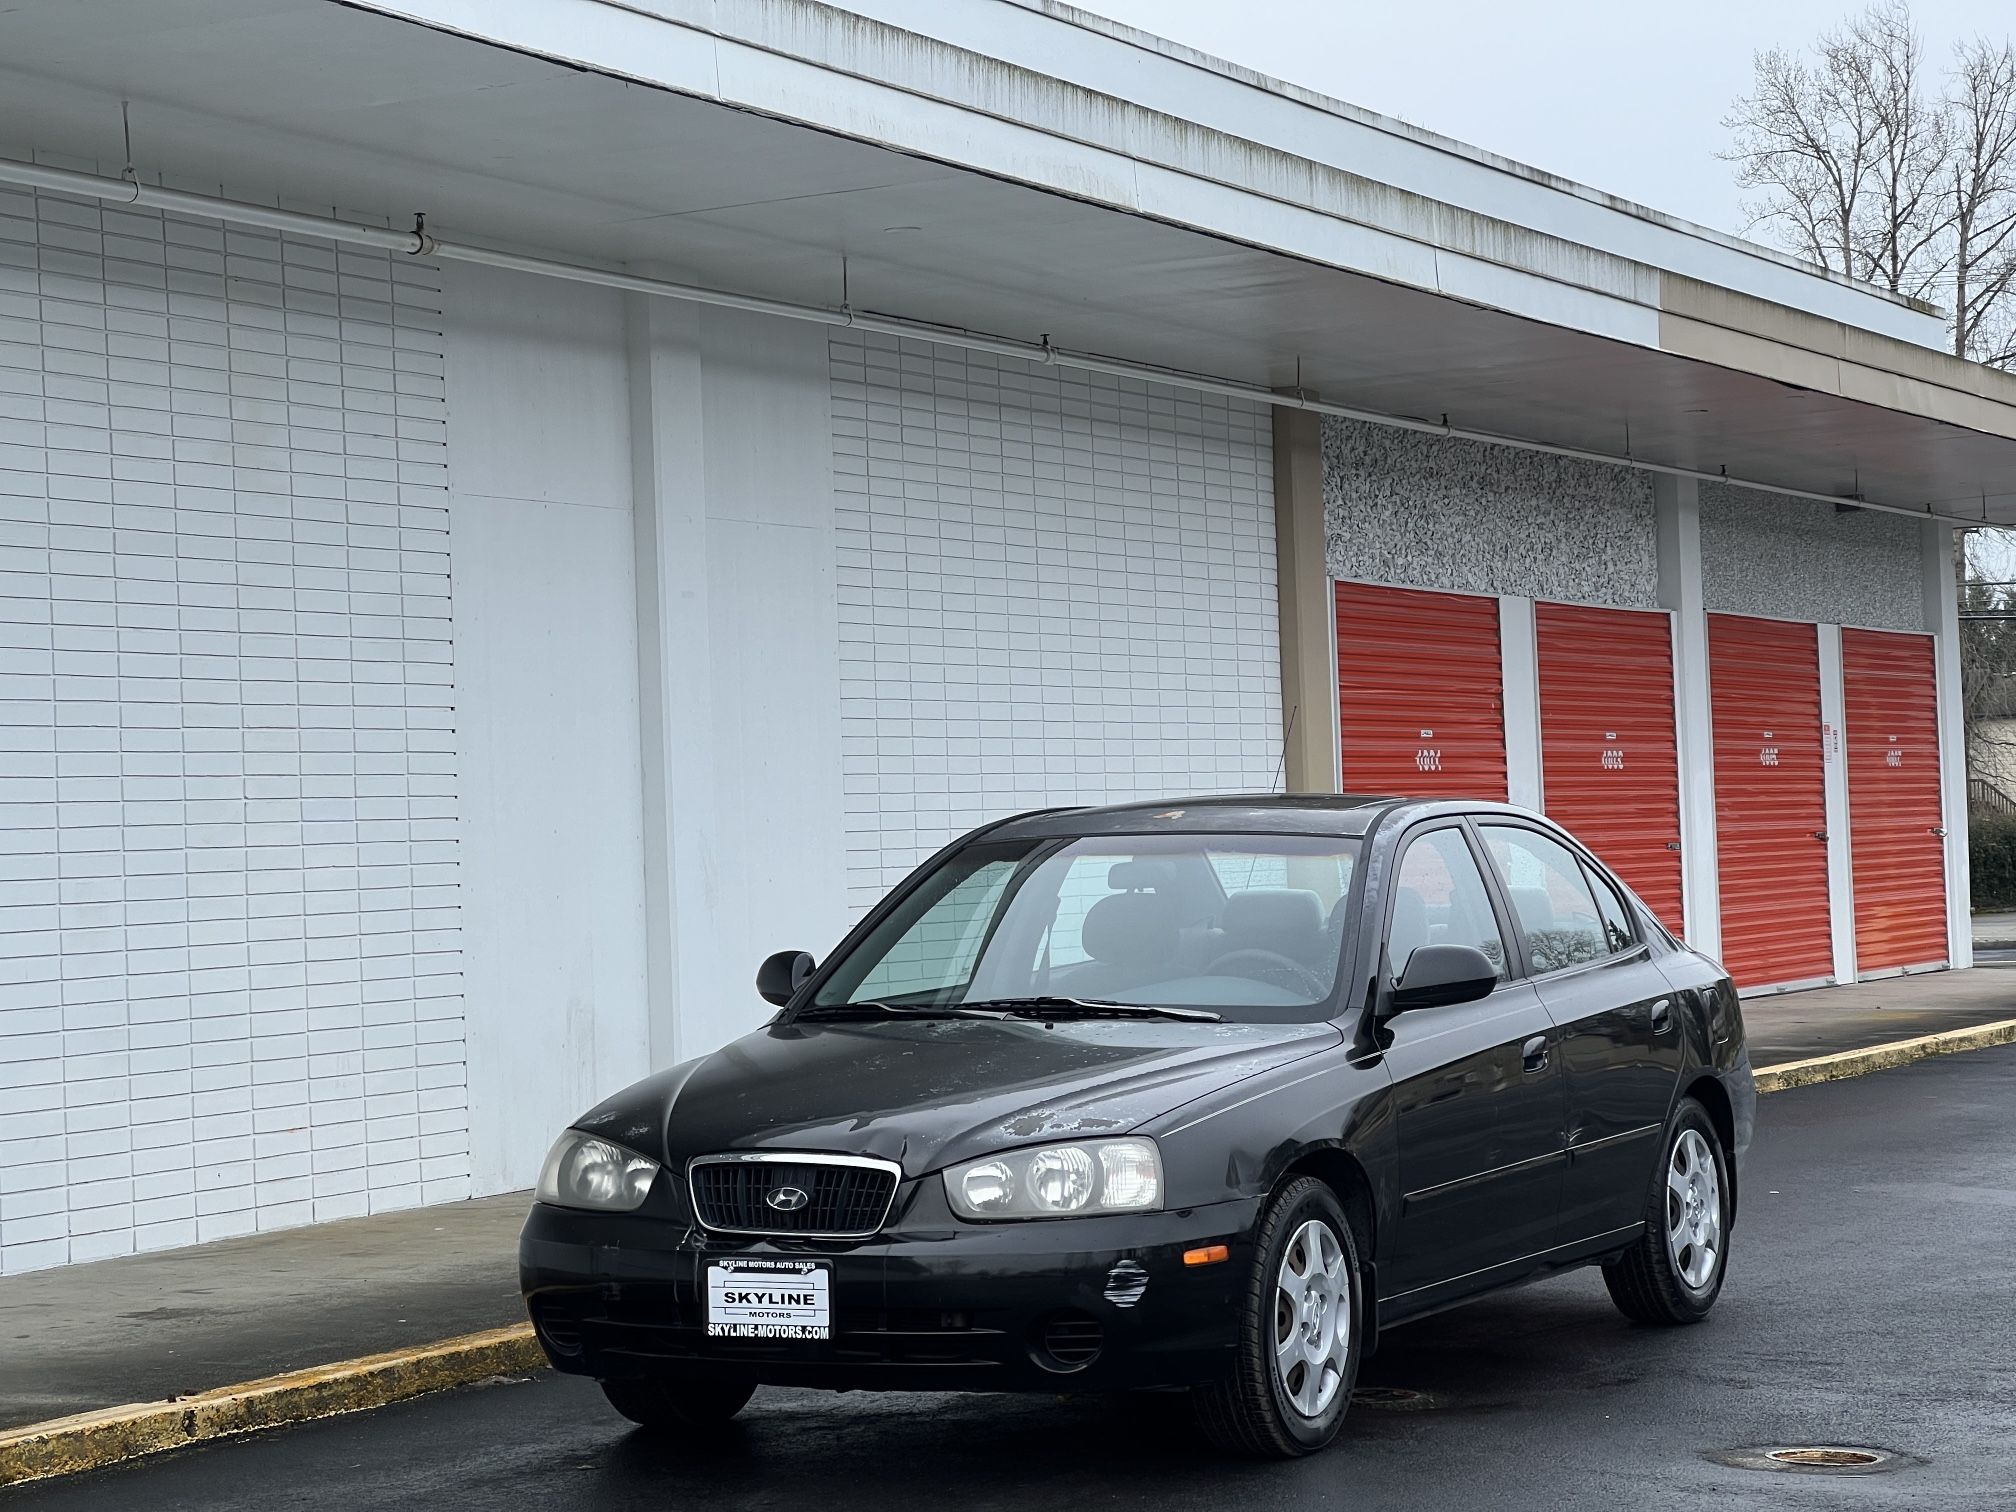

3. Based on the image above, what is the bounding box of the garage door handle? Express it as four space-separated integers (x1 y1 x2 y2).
1521 1036 1549 1074
1931 826 1948 837
1812 830 1829 842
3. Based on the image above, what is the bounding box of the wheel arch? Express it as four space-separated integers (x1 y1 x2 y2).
1276 1144 1381 1354
1680 1072 1739 1223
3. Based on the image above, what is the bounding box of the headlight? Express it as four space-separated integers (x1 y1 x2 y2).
535 1130 660 1212
943 1138 1162 1220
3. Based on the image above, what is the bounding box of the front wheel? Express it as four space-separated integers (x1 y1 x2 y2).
1603 1099 1730 1325
1193 1176 1363 1458
599 1377 756 1432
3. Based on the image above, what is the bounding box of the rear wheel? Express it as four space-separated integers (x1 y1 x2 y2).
1604 1098 1729 1325
1193 1176 1362 1458
599 1377 757 1431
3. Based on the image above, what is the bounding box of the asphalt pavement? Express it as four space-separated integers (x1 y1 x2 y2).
12 1043 2014 1511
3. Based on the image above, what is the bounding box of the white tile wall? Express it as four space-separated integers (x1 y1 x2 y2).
0 186 464 1274
829 332 1280 912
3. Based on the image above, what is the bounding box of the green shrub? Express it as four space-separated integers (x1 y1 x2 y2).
1970 813 2016 910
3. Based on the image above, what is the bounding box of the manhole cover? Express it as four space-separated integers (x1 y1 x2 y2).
1351 1386 1438 1411
1768 1448 1882 1467
1706 1445 1916 1476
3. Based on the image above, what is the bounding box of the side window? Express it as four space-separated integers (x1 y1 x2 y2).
1480 826 1607 974
1581 861 1636 955
1388 828 1508 983
854 859 1017 1000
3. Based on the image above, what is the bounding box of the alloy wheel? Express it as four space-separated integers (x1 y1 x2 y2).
1273 1217 1350 1417
1665 1127 1723 1291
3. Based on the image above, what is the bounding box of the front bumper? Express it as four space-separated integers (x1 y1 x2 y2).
521 1186 1262 1394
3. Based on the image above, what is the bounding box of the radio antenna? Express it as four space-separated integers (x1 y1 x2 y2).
1272 705 1298 794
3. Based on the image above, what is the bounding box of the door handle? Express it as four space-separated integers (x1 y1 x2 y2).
1649 998 1674 1035
1812 830 1829 842
1521 1035 1549 1074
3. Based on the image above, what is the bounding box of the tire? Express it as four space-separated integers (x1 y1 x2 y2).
1603 1098 1730 1326
599 1376 757 1431
1193 1176 1364 1458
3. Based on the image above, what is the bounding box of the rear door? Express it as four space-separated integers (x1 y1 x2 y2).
1335 582 1508 799
1476 820 1682 1245
1535 601 1685 934
1377 822 1566 1300
1842 629 1949 973
1707 613 1833 988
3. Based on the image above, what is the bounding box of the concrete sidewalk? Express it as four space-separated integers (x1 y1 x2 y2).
0 1193 529 1434
1972 910 2016 950
3 961 2013 1448
1740 959 2016 1063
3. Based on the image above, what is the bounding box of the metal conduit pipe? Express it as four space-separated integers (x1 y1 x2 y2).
0 154 1968 526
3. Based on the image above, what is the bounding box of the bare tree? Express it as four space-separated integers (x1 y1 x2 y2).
1725 1 2016 366
1949 38 2016 366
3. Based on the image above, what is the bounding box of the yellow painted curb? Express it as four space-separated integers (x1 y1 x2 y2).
0 1323 542 1489
1755 1016 2016 1094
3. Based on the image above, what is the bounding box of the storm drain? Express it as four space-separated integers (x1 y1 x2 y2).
1350 1386 1438 1411
1707 1445 1916 1476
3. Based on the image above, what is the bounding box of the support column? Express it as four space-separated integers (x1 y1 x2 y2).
627 292 852 1069
627 293 716 1070
1816 625 1858 982
1273 408 1339 792
1655 477 1722 961
1498 596 1543 810
1925 520 1973 969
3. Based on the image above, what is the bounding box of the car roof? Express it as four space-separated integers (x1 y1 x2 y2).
984 793 1551 841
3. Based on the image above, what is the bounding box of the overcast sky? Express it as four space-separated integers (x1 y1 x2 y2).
1079 0 2011 240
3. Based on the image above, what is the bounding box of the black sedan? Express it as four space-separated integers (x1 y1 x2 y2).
520 795 1755 1458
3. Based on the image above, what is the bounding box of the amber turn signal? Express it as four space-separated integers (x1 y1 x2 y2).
1182 1244 1230 1267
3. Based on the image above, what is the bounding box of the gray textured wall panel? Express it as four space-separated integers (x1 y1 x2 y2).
1321 418 1659 607
1699 484 1923 630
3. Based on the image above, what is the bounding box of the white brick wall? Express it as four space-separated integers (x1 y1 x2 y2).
0 186 464 1273
830 332 1280 911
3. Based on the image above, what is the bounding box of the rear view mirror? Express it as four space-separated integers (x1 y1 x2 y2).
1388 944 1497 1014
757 950 816 1007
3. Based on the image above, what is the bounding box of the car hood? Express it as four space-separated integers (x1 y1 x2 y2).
572 1016 1342 1178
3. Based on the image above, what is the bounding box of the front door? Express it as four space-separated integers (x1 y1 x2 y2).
1377 823 1568 1300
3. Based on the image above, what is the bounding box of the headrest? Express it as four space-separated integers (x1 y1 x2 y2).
1221 888 1327 944
1107 860 1173 891
1081 891 1178 969
1510 887 1556 933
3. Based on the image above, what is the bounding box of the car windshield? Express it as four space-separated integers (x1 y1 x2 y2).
810 833 1362 1023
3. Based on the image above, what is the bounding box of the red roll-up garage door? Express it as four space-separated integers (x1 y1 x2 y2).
1335 582 1507 800
1842 629 1948 973
1708 614 1833 989
1536 603 1685 933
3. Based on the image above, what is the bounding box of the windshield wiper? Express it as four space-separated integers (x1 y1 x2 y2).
792 1000 1005 1022
954 996 1223 1023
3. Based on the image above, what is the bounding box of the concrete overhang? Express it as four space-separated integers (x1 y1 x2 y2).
5 0 2016 521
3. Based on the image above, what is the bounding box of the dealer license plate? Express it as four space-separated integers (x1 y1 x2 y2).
705 1258 831 1340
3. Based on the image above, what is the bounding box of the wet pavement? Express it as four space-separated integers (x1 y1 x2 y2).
14 1044 2015 1511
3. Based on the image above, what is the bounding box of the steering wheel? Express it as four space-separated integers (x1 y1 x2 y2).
1204 948 1327 998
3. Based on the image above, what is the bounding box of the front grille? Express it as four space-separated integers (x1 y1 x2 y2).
689 1155 899 1237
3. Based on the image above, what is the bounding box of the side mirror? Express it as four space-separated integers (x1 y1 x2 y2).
1388 944 1497 1014
756 950 816 1007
